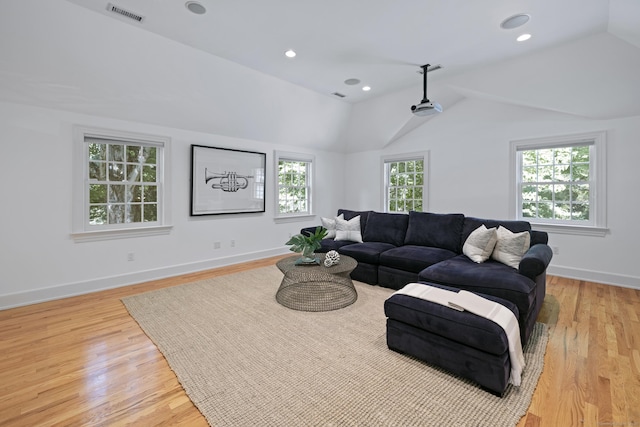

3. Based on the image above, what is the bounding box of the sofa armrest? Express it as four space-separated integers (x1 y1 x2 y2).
519 244 553 279
530 230 548 245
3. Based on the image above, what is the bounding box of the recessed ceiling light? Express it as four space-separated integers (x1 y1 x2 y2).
500 13 530 29
185 1 206 15
284 49 296 58
362 86 371 92
517 33 532 42
344 78 360 85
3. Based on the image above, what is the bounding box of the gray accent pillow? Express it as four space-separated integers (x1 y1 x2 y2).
462 225 498 263
335 215 363 243
491 226 531 268
321 214 343 239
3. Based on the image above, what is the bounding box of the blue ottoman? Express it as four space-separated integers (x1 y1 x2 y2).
384 282 520 396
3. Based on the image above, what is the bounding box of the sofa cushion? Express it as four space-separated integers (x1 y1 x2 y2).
418 255 536 340
319 238 357 252
491 226 531 269
362 212 409 246
338 242 396 265
404 211 465 253
462 224 498 263
462 217 531 248
379 245 457 273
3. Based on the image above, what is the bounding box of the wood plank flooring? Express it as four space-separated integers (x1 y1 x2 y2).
1 257 638 426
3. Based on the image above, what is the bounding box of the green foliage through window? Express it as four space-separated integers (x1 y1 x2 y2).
87 140 159 226
519 144 591 222
278 159 310 214
385 159 424 213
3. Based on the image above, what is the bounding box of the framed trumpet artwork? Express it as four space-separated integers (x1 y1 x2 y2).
190 145 266 216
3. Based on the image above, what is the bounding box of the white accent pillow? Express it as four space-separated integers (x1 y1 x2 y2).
335 215 363 243
463 225 498 263
321 214 343 239
491 226 531 269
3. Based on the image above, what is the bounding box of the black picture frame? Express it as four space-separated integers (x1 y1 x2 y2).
190 145 266 216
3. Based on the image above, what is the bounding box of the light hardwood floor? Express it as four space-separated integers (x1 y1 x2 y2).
1 256 638 426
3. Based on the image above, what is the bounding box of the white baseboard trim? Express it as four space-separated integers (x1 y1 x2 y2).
0 247 290 311
4 254 637 311
547 265 640 290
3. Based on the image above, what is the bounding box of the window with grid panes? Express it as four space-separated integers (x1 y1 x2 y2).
519 145 591 221
511 131 607 235
384 157 425 213
72 126 170 241
86 138 160 226
276 154 313 216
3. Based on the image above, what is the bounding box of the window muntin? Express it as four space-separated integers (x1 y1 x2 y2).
519 144 591 222
510 131 607 235
276 154 313 216
86 138 160 227
384 157 425 213
73 126 170 241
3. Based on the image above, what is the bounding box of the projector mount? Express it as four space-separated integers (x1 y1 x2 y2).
411 64 443 116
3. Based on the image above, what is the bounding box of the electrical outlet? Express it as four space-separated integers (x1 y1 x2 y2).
127 252 135 261
552 246 559 255
230 240 236 248
214 241 221 249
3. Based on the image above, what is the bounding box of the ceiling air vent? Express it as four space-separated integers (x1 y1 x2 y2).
332 92 346 98
106 3 144 22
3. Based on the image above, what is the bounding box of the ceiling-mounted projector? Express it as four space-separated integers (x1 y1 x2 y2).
411 63 442 116
411 100 443 116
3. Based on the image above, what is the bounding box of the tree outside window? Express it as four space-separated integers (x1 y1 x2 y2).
276 152 313 217
87 139 159 226
384 156 426 213
520 145 590 222
72 126 170 242
510 131 606 236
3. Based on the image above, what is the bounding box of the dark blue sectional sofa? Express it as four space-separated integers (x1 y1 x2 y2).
302 208 553 345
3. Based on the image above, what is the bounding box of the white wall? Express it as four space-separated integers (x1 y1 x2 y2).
1 1 638 309
0 102 346 309
344 97 640 288
0 0 354 309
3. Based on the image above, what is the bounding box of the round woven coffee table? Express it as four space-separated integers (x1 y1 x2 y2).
275 254 358 312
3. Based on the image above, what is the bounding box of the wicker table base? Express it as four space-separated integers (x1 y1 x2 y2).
275 254 358 312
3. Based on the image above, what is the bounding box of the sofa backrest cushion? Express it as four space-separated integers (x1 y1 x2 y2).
462 217 532 247
362 212 409 246
404 211 465 253
337 209 373 235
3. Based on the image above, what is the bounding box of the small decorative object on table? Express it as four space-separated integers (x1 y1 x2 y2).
285 226 328 265
324 250 341 267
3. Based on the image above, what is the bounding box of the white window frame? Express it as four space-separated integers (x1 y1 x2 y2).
381 152 429 213
72 126 172 242
274 151 315 220
509 131 607 237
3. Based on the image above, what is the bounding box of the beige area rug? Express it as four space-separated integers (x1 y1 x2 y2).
122 265 548 427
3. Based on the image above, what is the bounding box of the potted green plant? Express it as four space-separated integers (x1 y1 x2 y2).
285 226 328 264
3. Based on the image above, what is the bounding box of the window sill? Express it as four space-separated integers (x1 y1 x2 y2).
71 225 173 242
530 222 608 237
274 214 316 224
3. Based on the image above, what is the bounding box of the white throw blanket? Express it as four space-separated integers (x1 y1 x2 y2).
393 283 525 386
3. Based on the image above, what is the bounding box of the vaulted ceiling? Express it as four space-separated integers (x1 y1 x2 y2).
1 0 639 153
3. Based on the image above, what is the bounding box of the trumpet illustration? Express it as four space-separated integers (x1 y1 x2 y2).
205 168 253 192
